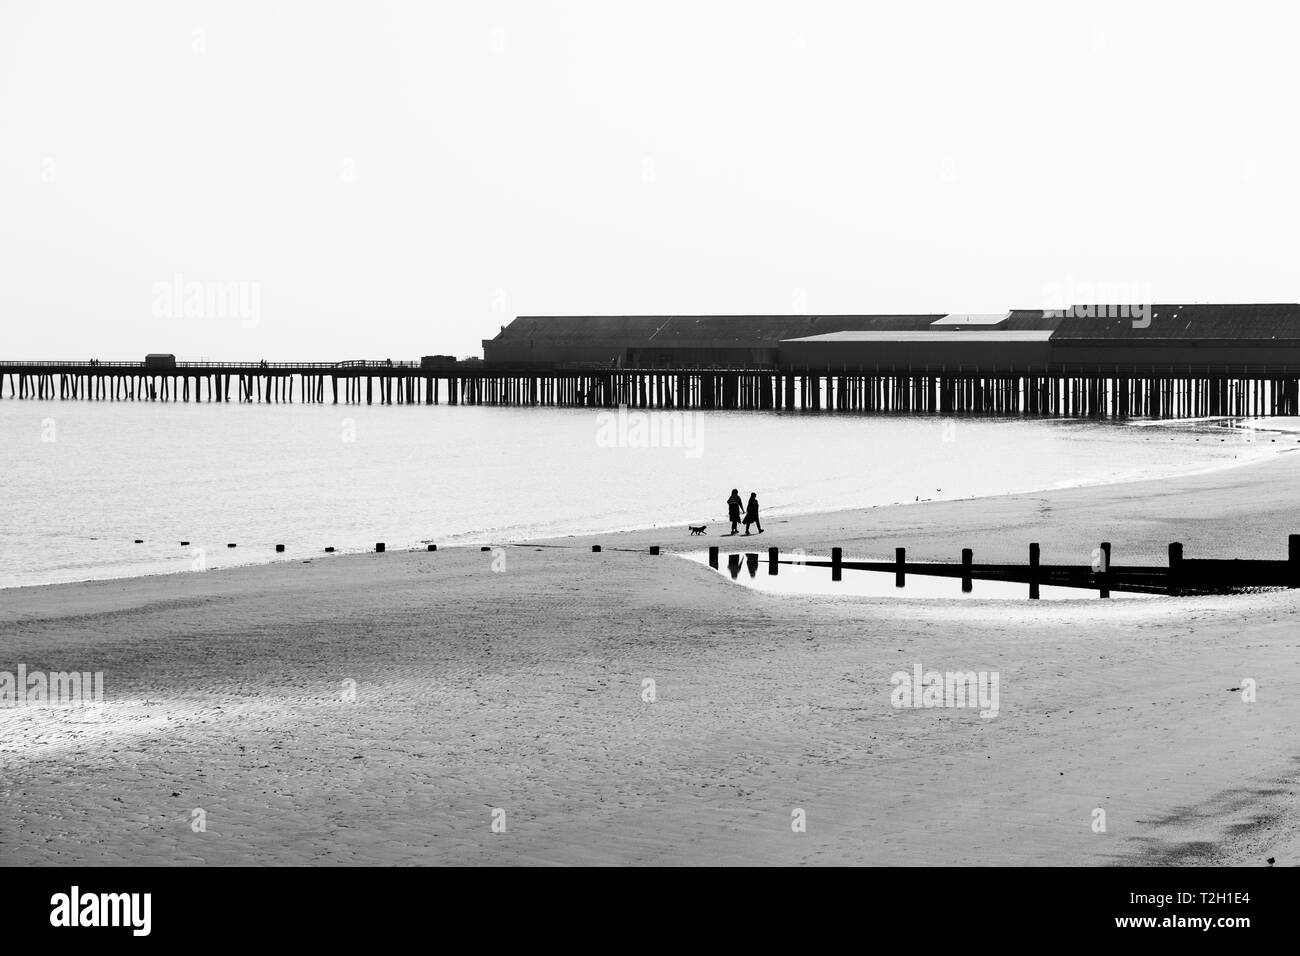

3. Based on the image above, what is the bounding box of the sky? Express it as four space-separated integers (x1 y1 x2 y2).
2 1 1298 361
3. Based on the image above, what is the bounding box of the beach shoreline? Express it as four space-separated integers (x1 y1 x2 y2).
3 441 1300 865
4 413 1295 594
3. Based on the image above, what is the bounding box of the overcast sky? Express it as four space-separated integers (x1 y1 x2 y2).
2 1 1297 360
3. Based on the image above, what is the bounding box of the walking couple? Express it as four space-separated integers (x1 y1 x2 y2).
726 489 763 536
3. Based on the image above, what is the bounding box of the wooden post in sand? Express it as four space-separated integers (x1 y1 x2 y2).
708 546 719 569
961 548 973 593
1167 542 1182 595
1289 535 1300 588
1028 543 1040 600
1099 542 1111 599
375 542 385 553
649 546 660 555
895 547 905 588
768 546 778 575
831 547 842 582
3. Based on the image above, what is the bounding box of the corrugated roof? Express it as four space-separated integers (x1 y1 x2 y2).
1001 309 1067 332
488 306 1300 349
930 313 1010 326
1051 303 1300 339
495 315 943 347
784 330 1054 343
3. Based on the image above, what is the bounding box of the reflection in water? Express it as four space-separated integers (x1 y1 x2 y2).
726 552 763 579
689 551 1154 601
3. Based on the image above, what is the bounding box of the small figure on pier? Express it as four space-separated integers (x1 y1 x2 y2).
727 489 743 535
743 492 764 535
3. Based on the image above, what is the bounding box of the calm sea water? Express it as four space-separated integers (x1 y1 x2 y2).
0 401 1278 589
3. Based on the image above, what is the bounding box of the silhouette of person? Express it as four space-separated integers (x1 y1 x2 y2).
727 489 743 535
743 492 763 535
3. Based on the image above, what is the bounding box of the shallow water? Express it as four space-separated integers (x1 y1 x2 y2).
684 551 1154 601
0 400 1280 588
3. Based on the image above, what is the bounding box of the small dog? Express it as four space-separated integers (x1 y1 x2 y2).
688 524 708 536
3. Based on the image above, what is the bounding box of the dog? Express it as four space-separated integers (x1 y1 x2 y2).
688 524 708 536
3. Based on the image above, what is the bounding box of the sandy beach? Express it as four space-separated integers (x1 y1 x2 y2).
4 448 1300 866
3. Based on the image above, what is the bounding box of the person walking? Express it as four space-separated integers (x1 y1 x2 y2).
743 492 763 535
727 488 743 535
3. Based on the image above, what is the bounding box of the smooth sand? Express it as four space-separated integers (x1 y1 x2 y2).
4 450 1300 866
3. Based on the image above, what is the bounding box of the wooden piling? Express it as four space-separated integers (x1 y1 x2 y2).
831 546 842 582
768 546 779 575
1028 542 1040 600
895 546 905 588
961 547 973 593
708 545 719 569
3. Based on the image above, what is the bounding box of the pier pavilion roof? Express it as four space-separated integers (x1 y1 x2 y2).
1050 303 1300 341
491 315 944 350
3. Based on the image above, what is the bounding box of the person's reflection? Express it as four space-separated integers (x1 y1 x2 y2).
728 553 742 579
745 553 759 578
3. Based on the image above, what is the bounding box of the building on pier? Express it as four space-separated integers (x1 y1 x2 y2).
481 315 944 368
482 305 1300 372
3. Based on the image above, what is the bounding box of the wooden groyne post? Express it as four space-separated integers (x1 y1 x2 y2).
1167 542 1183 595
1028 542 1040 600
1099 542 1111 599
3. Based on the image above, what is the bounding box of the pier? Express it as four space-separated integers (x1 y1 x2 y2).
3 360 1300 417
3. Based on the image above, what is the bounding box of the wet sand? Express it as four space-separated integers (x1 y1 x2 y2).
3 450 1300 865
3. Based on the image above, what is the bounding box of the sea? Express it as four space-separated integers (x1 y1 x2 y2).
0 400 1284 589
